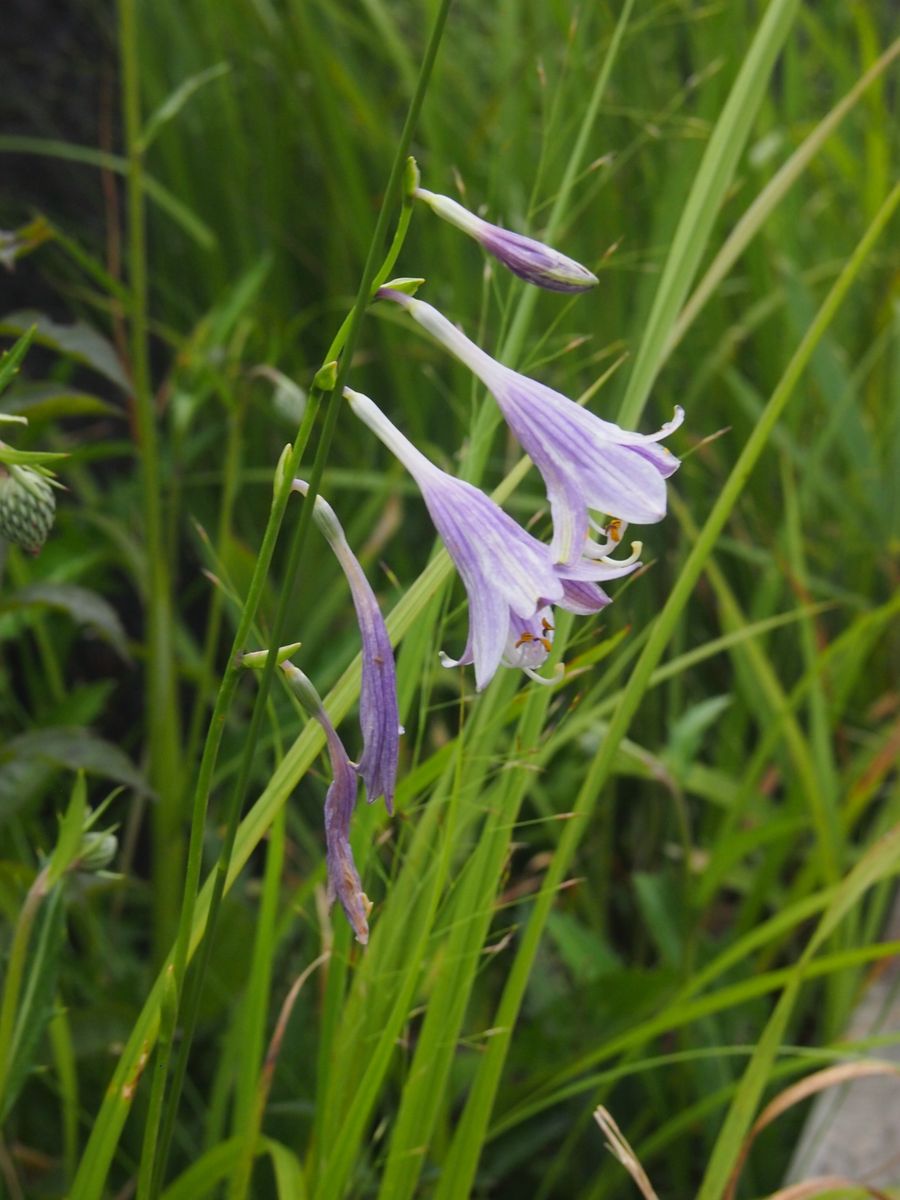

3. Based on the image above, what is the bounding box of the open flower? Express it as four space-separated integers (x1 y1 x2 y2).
281 662 371 944
441 605 557 686
414 187 598 293
293 481 401 813
379 289 683 566
345 386 642 691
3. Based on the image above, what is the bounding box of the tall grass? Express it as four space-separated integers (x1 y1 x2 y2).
0 2 898 1198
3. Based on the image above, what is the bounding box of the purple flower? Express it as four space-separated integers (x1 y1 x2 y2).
281 663 371 944
415 188 598 293
345 386 642 691
379 290 684 566
293 481 401 814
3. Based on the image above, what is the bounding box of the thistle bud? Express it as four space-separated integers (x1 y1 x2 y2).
76 829 118 873
0 465 56 554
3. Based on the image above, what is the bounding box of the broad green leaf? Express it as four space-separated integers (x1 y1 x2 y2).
0 729 150 818
1 383 120 422
0 311 130 392
2 583 130 660
665 694 733 775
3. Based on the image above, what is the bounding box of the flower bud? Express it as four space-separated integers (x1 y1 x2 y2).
76 829 118 873
414 187 599 293
0 465 56 554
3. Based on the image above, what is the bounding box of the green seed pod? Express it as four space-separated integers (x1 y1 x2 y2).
0 466 57 554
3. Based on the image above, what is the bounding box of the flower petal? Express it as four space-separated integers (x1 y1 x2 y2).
294 480 401 813
379 295 683 559
321 720 371 945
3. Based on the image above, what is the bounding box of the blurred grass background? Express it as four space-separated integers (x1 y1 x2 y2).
1 0 899 1196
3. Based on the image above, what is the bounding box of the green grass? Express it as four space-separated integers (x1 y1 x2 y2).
0 1 899 1198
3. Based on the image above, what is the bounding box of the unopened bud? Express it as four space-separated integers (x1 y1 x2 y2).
0 465 56 554
280 661 324 718
76 829 118 873
403 156 421 200
239 642 303 668
312 360 339 392
378 276 424 297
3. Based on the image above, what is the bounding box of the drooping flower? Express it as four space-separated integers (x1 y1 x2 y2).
293 480 401 813
345 386 642 691
378 289 684 566
281 662 371 944
414 187 599 293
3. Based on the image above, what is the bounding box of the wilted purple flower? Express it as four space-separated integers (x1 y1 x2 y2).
293 480 401 813
415 188 599 293
345 386 642 691
281 662 371 944
379 289 684 566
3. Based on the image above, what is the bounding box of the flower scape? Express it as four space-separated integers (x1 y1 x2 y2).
289 178 683 942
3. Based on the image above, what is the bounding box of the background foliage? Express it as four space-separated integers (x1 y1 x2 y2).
1 1 898 1197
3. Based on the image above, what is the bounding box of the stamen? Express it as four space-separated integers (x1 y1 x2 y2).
585 516 628 556
538 637 552 653
515 631 536 648
523 662 565 687
596 539 643 568
541 617 554 633
583 535 642 565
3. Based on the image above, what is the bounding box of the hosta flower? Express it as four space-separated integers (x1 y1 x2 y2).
293 480 401 813
415 187 598 293
345 386 642 691
281 662 371 944
440 605 558 684
379 289 683 566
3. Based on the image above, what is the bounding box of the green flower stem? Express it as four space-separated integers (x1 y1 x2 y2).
0 867 50 1115
141 2 454 1194
181 392 245 775
117 0 183 961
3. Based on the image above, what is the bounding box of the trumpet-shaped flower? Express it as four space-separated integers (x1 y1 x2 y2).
293 480 401 813
415 188 599 293
345 386 642 691
379 289 683 565
281 663 371 944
